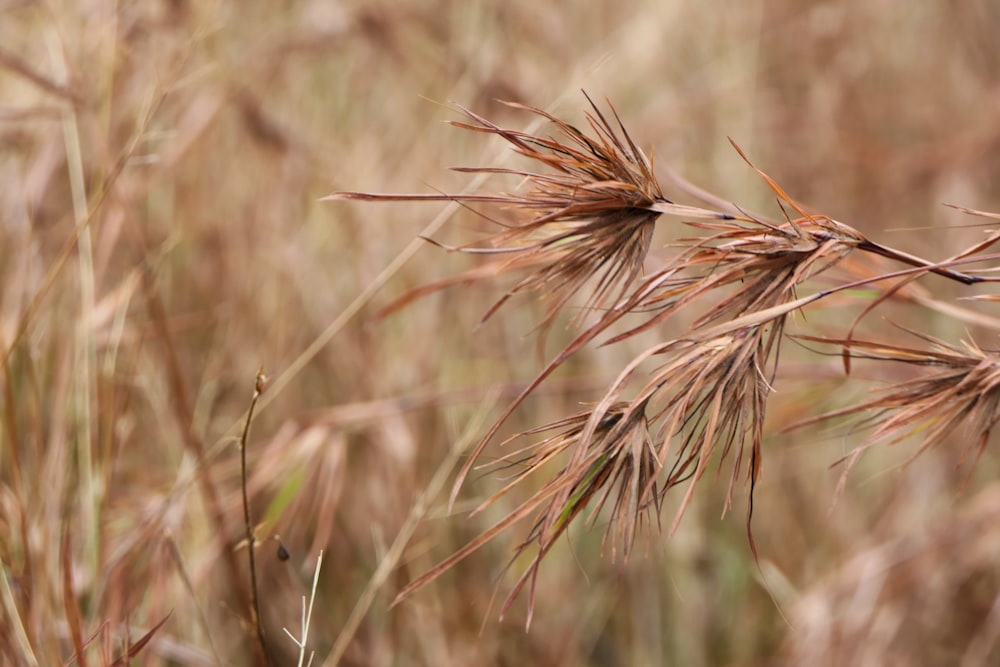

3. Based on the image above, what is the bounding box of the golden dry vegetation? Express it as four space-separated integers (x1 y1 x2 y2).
4 1 1000 665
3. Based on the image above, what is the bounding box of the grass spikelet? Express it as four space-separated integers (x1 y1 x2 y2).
584 323 782 561
393 320 782 623
791 329 1000 496
600 213 866 345
328 94 736 332
391 401 660 628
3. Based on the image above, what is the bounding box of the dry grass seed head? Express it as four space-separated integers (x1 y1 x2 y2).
500 320 781 618
616 322 782 554
602 213 867 346
409 322 783 623
336 100 1000 632
392 401 659 627
792 330 1000 495
597 145 988 350
329 94 735 333
490 400 660 625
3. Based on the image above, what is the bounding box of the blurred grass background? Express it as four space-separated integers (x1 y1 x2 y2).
3 0 1000 665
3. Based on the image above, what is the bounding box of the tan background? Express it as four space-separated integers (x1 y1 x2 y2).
3 1 1000 664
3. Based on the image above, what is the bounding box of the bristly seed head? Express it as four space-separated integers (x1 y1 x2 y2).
328 93 735 332
790 330 1000 498
328 95 1000 629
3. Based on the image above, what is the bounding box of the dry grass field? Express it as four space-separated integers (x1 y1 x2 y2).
4 1 1000 665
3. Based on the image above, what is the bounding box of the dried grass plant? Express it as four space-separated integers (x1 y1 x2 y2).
330 96 1000 628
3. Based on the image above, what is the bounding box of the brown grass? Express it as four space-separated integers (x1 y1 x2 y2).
333 99 1000 629
5 2 1000 666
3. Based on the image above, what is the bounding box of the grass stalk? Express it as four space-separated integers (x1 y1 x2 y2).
240 367 269 665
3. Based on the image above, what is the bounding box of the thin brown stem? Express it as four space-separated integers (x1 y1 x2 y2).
241 367 269 665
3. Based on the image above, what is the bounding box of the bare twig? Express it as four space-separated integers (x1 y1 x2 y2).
241 367 269 665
